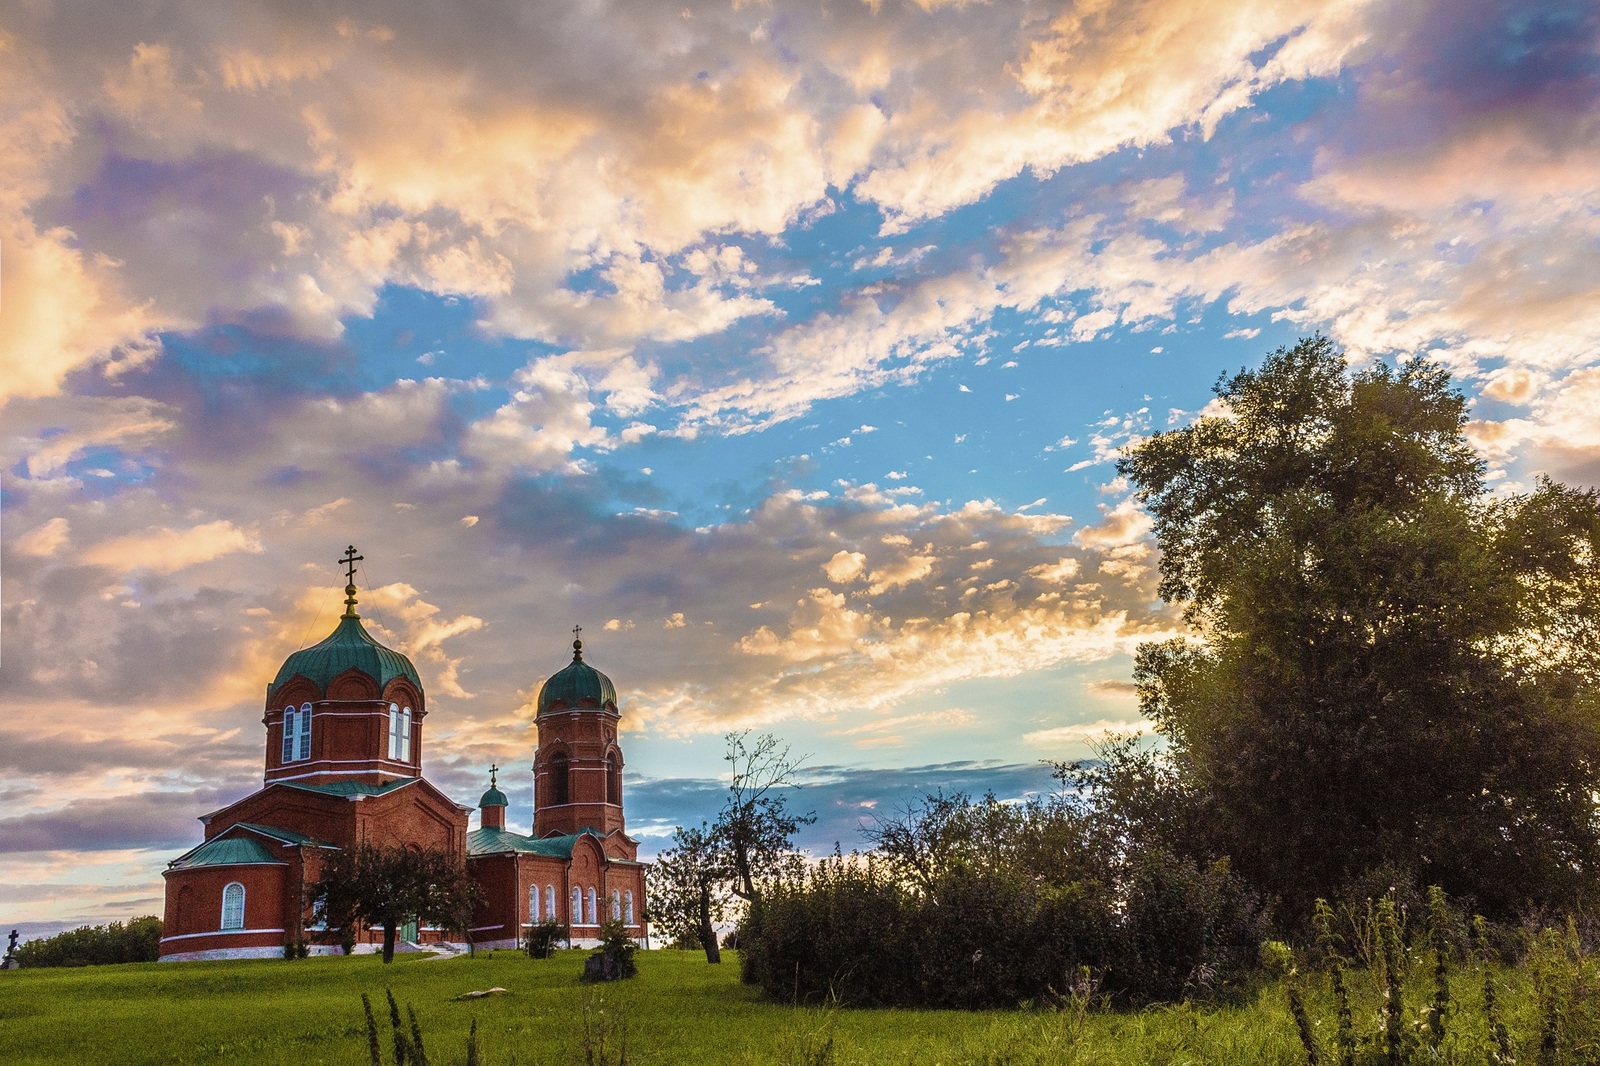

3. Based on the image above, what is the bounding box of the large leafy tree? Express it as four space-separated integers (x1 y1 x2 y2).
1120 336 1600 921
306 843 480 963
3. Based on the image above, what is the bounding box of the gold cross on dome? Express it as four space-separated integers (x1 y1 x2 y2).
340 545 363 584
489 764 499 788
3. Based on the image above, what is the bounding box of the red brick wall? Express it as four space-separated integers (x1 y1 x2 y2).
160 863 287 957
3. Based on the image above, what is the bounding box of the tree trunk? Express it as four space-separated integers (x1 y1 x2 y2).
698 882 721 964
381 922 397 964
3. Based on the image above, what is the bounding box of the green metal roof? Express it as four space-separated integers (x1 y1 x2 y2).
478 785 509 808
537 642 617 714
270 614 422 696
282 779 416 799
236 822 334 847
467 828 601 858
169 835 286 869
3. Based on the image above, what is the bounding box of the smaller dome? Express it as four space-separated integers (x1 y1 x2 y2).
479 785 509 808
536 635 617 714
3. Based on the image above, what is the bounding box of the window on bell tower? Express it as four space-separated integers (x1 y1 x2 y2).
606 753 622 805
550 752 570 806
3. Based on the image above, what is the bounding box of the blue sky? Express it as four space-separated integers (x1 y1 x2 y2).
4 0 1600 931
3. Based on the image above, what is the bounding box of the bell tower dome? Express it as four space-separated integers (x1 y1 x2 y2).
532 628 626 838
262 546 425 787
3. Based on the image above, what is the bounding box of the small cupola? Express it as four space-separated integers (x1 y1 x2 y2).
479 765 509 831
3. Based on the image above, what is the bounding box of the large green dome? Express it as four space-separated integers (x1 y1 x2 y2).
270 614 422 696
537 637 616 714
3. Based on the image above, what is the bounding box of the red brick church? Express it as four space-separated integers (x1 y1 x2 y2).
158 549 647 961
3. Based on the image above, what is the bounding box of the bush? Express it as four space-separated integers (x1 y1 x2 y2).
581 919 637 982
744 846 1264 1009
525 920 562 959
15 917 162 967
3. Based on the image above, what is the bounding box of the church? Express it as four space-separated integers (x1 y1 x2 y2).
157 549 647 961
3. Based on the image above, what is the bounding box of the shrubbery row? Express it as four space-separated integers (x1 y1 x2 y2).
740 838 1266 1008
15 916 161 967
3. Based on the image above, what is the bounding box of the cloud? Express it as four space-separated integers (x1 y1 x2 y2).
81 521 263 574
1021 717 1153 752
823 550 867 583
14 518 70 557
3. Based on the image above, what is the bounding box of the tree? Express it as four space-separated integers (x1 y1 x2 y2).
649 732 813 964
648 822 733 962
306 843 480 963
1119 336 1600 922
714 732 814 904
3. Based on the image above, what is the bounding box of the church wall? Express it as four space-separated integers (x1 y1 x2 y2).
466 854 519 949
205 791 356 847
355 787 466 853
159 864 287 960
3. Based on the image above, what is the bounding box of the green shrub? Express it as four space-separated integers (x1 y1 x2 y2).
525 920 562 959
15 916 161 967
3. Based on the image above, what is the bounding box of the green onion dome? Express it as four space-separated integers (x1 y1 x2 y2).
536 635 616 714
270 613 421 695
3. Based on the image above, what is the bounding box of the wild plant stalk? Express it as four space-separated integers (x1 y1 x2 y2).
1471 917 1513 1066
1314 899 1356 1066
407 1004 430 1066
1286 981 1320 1066
1425 886 1450 1052
362 993 383 1066
1377 895 1405 1066
386 989 412 1066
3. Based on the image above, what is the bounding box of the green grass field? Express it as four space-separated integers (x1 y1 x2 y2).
0 948 1552 1066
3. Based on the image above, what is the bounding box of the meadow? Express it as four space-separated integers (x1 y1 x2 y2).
0 945 1566 1066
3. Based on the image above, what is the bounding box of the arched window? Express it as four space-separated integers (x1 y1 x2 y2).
282 705 312 763
610 890 621 921
387 705 413 761
606 752 622 805
529 884 541 924
549 752 570 806
624 890 634 925
545 885 556 923
586 887 597 926
571 886 583 925
220 882 245 930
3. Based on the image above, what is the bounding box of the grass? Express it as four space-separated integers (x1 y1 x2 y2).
0 948 1553 1066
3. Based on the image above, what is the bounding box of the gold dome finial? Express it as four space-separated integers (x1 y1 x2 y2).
340 545 364 618
572 624 583 661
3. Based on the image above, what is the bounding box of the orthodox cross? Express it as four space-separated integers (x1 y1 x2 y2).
340 545 364 617
489 764 500 788
572 624 583 660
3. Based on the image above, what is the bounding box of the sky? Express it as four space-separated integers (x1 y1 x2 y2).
3 0 1599 935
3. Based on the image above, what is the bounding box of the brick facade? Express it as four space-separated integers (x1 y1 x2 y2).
159 577 648 961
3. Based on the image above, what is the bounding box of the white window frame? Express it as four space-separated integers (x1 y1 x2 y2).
545 885 556 924
220 882 246 930
624 889 634 925
571 886 584 926
387 703 400 759
282 704 312 763
586 887 597 926
400 707 412 761
529 885 541 923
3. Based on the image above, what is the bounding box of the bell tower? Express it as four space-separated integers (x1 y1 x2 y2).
532 628 626 838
